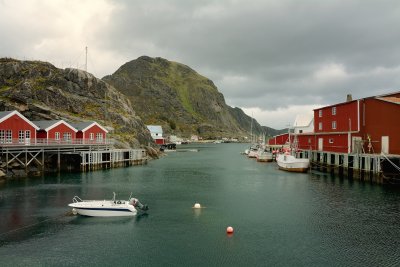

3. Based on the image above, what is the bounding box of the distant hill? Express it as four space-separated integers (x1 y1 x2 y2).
103 56 285 140
0 58 153 148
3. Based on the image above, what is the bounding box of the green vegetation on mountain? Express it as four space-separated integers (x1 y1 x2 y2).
0 58 153 148
103 56 283 139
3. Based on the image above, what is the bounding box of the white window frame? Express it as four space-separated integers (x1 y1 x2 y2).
55 132 60 140
96 133 103 142
329 138 334 144
18 130 25 143
332 106 336 115
90 133 94 140
0 130 5 143
332 121 337 129
319 110 322 117
318 122 322 130
6 130 12 143
63 132 72 141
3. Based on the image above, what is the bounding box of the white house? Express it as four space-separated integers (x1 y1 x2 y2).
146 125 165 144
293 114 314 134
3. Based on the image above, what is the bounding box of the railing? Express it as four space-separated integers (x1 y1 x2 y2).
0 138 114 147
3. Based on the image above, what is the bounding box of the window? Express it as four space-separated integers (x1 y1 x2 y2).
332 121 337 129
0 130 4 143
55 132 60 140
332 106 336 115
96 133 103 143
299 130 303 133
6 130 12 143
308 138 311 144
90 133 94 140
319 110 322 117
329 138 334 144
25 130 30 139
318 122 322 130
63 132 72 141
18 130 24 143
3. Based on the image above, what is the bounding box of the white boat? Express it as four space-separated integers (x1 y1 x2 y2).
256 149 273 162
276 153 310 172
68 192 148 217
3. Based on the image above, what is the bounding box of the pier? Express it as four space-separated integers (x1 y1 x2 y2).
297 150 396 184
0 140 147 177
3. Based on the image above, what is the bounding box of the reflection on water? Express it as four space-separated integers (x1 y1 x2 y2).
0 144 399 267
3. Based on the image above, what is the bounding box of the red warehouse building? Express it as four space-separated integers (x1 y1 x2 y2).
359 92 400 155
268 133 290 146
0 110 39 144
71 121 108 144
32 120 77 144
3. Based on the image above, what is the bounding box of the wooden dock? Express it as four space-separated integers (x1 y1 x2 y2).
0 143 147 177
298 150 387 183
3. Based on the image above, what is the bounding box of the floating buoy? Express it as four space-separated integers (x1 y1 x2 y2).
72 208 77 215
226 226 234 234
193 203 201 209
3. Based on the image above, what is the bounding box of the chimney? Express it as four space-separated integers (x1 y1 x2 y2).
346 94 353 102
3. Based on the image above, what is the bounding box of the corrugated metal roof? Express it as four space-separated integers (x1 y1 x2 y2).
31 120 62 130
147 125 163 134
293 114 313 127
70 122 94 131
0 111 14 119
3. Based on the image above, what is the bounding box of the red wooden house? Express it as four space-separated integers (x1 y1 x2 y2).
71 121 108 144
32 120 77 144
0 110 39 144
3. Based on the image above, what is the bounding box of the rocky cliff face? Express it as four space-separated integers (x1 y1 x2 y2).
0 58 153 148
103 56 251 139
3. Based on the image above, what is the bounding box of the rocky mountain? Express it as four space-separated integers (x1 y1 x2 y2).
0 58 153 148
103 56 283 139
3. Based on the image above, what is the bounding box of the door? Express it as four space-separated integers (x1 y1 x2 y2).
318 138 323 151
352 136 362 153
381 136 389 154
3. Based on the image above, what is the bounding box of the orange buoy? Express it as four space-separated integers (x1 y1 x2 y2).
226 226 234 234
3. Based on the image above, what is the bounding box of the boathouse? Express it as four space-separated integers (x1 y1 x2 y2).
71 121 108 144
32 120 77 144
0 110 39 144
268 133 289 146
146 125 165 144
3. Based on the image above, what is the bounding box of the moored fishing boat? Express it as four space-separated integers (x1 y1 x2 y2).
256 149 273 162
276 153 309 172
68 192 148 217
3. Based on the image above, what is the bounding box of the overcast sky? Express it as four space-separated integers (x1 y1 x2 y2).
1 0 400 129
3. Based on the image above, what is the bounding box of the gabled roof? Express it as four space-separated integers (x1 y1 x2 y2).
32 120 78 132
293 114 313 127
147 125 163 134
0 110 40 130
71 121 108 133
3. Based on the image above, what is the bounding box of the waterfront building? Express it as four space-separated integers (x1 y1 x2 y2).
71 121 108 144
146 125 165 144
268 133 289 147
270 91 400 155
32 120 78 144
0 110 39 144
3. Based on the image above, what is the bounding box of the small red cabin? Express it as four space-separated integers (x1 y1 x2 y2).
71 121 108 144
32 120 77 144
0 110 39 145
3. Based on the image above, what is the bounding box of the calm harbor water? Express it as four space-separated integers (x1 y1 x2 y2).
0 143 399 266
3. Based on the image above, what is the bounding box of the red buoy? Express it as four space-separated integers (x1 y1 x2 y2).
226 226 234 234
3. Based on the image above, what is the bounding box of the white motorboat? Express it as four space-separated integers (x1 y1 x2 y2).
68 192 148 217
276 153 310 172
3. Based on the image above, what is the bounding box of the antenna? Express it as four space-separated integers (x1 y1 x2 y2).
85 46 88 72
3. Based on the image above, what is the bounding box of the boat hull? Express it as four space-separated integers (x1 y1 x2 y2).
276 154 310 173
68 201 137 217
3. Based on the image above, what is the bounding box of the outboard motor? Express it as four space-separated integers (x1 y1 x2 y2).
129 198 149 211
